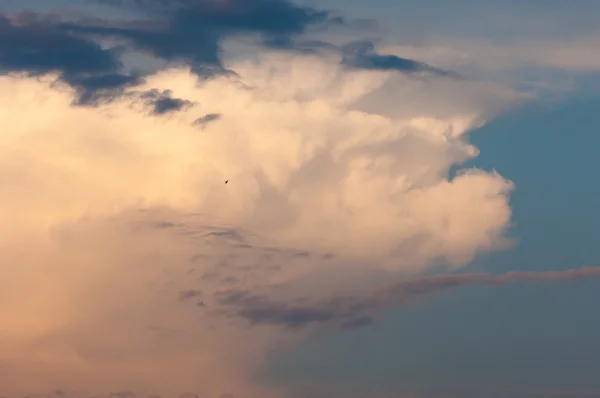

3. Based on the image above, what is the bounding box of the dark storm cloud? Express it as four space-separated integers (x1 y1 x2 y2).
1 1 455 107
151 95 192 114
0 12 142 104
0 13 112 74
139 88 195 114
0 0 342 104
215 266 600 330
95 0 340 34
67 72 145 105
82 0 343 75
261 36 337 53
341 40 456 77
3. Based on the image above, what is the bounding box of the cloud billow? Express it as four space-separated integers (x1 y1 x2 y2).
0 2 568 397
0 49 517 394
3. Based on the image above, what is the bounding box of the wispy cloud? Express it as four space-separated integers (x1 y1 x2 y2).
341 41 457 77
217 266 600 330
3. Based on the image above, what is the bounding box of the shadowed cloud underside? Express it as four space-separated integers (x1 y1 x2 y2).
0 0 454 104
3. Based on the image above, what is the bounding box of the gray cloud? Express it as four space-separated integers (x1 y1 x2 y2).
0 1 455 107
0 12 143 105
215 266 600 330
1 0 341 104
76 0 342 75
341 40 457 77
0 23 521 394
139 88 195 115
193 112 221 128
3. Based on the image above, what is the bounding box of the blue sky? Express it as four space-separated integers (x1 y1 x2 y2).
315 0 600 38
1 1 600 398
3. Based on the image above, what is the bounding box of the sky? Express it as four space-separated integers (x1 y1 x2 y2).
1 1 600 398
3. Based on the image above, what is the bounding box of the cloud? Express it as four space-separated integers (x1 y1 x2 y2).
218 266 600 330
139 88 195 115
0 12 115 74
193 112 221 127
341 41 456 77
0 11 142 104
0 2 458 108
3 0 345 104
0 38 521 397
368 36 600 98
67 0 343 74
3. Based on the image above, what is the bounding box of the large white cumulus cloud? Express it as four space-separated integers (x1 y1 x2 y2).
0 50 517 397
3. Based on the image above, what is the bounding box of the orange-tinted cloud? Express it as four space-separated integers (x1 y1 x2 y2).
0 49 519 397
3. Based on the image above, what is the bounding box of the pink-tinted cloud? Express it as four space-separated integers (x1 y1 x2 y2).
0 43 518 397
